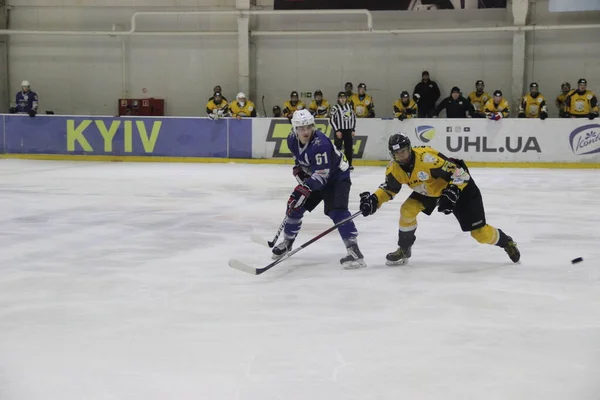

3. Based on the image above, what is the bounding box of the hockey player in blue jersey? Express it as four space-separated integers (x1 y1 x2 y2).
10 80 38 117
271 109 366 269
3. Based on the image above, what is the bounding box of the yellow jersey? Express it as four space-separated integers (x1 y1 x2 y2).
565 90 599 116
349 93 374 118
393 99 418 119
468 91 491 112
373 146 470 204
206 99 229 117
555 93 568 111
484 99 510 118
283 101 305 119
309 99 331 118
229 100 257 118
519 94 547 118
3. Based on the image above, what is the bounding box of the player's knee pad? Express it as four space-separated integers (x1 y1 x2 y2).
470 225 499 245
399 198 423 230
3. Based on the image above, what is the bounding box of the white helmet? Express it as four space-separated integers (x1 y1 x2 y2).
291 109 314 133
236 92 246 100
21 80 30 87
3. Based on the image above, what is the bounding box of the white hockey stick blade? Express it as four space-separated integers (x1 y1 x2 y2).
228 259 259 275
250 233 270 247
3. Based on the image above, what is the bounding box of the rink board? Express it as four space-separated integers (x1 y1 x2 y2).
1 114 599 167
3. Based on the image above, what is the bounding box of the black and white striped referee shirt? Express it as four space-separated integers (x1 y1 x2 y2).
329 103 356 132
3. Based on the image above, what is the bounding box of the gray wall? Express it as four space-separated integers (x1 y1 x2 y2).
5 0 600 116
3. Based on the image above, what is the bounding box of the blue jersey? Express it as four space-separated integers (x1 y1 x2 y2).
16 91 39 113
287 129 350 191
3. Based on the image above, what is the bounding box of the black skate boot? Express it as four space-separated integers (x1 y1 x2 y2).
386 246 412 266
502 237 520 263
272 238 294 260
340 243 367 269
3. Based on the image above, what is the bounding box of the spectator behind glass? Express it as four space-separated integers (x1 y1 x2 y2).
556 82 571 118
10 80 38 117
564 79 598 120
209 85 228 102
229 92 257 120
350 83 375 118
413 71 440 118
484 90 510 121
468 80 490 118
434 86 473 118
518 82 548 120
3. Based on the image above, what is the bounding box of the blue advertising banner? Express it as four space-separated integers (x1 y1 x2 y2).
3 115 252 158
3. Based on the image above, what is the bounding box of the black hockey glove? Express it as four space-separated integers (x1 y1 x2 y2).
28 109 37 118
287 184 311 215
292 165 311 184
437 185 460 215
398 114 406 121
9 107 17 114
540 111 548 120
359 192 378 217
588 113 597 120
518 112 526 118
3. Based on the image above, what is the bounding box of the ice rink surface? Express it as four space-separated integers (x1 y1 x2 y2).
1 159 599 400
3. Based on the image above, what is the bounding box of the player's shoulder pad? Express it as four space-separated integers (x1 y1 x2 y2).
415 146 444 165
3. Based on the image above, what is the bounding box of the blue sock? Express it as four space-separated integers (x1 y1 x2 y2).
284 208 305 240
328 209 358 245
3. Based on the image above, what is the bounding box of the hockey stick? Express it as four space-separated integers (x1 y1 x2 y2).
229 211 362 275
250 215 287 248
261 95 267 117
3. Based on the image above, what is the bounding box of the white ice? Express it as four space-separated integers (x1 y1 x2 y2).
0 159 599 400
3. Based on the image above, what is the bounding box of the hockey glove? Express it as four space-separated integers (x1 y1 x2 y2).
540 111 548 120
287 184 311 215
398 114 406 121
588 113 597 120
518 112 526 118
292 165 311 184
359 192 378 217
28 109 36 118
437 185 460 215
9 107 17 114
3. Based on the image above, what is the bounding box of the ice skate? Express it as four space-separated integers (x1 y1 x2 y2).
272 239 294 260
502 237 520 263
340 243 367 269
385 246 411 266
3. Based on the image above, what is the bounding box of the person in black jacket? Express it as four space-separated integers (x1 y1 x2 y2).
434 86 473 118
413 71 440 118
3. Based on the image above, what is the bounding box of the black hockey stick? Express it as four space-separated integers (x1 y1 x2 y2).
250 215 287 248
229 211 362 275
261 95 267 117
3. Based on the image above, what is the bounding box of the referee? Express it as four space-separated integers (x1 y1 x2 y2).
330 92 357 170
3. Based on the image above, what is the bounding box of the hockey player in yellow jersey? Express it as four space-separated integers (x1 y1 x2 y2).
283 91 305 120
468 80 490 118
359 133 520 266
350 83 375 118
393 91 418 120
308 90 331 118
518 82 548 119
555 82 571 118
484 90 510 120
206 92 229 119
229 92 257 119
565 79 599 119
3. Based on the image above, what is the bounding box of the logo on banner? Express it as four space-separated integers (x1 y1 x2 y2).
415 125 436 143
265 119 368 158
446 126 471 133
446 136 541 153
569 124 600 155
